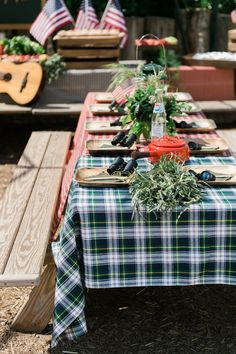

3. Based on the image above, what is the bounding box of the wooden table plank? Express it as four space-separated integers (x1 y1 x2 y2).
65 60 118 70
32 103 83 115
0 132 50 274
11 264 56 330
4 132 71 278
0 274 39 287
222 100 236 109
0 102 32 114
196 101 233 112
58 48 119 58
217 129 236 155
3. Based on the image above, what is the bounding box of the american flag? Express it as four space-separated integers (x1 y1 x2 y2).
75 0 98 30
99 0 128 48
231 9 236 24
112 78 135 103
30 0 73 45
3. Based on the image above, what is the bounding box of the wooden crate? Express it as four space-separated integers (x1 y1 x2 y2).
58 48 120 59
228 29 236 52
54 30 122 69
65 59 118 70
55 36 121 48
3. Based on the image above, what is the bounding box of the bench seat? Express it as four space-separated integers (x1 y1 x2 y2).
218 129 236 156
0 131 71 287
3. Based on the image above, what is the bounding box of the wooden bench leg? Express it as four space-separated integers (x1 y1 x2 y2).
11 263 56 333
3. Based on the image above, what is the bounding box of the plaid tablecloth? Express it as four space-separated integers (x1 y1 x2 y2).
52 155 236 346
57 92 219 220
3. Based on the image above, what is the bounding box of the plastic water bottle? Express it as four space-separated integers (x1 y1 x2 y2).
151 89 166 142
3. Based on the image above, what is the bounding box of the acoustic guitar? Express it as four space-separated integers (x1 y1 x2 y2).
0 61 44 105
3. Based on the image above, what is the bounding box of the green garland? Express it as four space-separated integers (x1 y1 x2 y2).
130 155 202 216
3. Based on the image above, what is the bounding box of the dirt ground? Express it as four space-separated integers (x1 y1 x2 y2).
2 119 236 354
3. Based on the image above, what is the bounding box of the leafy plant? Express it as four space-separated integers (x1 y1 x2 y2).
121 82 156 141
40 54 66 84
164 95 192 135
181 0 212 9
105 63 140 91
154 48 181 68
130 155 202 216
121 81 191 140
2 36 45 55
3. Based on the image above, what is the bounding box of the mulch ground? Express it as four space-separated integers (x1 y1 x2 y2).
1 119 236 354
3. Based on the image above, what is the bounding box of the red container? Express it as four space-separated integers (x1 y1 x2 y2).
148 135 189 163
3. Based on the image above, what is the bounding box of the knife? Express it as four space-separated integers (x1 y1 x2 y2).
84 175 127 181
200 146 219 151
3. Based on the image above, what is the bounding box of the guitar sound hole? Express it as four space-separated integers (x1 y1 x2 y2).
4 73 12 81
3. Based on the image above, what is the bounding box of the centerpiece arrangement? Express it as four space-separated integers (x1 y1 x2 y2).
81 56 233 217
107 62 191 142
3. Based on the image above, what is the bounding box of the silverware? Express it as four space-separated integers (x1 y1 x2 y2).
84 176 127 182
200 146 219 151
98 144 128 149
208 171 233 181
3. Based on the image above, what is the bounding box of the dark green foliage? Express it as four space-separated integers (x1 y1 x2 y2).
154 49 181 68
130 155 202 214
40 54 66 84
122 85 156 140
2 36 45 55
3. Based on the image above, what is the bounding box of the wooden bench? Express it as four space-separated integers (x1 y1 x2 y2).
0 102 83 116
218 129 236 156
196 100 236 113
0 130 71 332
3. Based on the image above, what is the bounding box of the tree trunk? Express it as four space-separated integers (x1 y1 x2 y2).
185 8 211 53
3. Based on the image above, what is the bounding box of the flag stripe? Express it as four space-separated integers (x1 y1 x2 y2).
99 0 128 48
75 0 98 30
30 0 73 45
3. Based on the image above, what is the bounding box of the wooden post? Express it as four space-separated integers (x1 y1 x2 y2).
209 0 219 51
120 17 144 60
11 263 56 333
174 0 189 54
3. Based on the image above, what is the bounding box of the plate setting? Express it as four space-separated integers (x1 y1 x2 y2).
89 104 124 115
184 137 228 155
185 165 236 185
94 93 113 103
85 120 130 134
75 167 131 187
174 118 217 133
86 139 136 155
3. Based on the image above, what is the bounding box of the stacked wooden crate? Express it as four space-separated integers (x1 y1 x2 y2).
54 29 123 69
228 29 236 52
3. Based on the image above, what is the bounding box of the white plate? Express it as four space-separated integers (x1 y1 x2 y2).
166 92 193 101
94 93 113 103
185 164 236 185
86 139 136 155
181 102 201 114
85 120 130 134
175 118 217 133
89 104 121 115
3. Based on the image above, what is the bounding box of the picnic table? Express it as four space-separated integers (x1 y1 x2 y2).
51 93 236 347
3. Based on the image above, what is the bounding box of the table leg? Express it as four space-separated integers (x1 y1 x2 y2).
11 261 56 333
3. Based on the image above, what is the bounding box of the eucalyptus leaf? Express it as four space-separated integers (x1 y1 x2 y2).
129 156 203 218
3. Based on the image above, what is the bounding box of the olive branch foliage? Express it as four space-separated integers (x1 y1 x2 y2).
129 155 203 218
